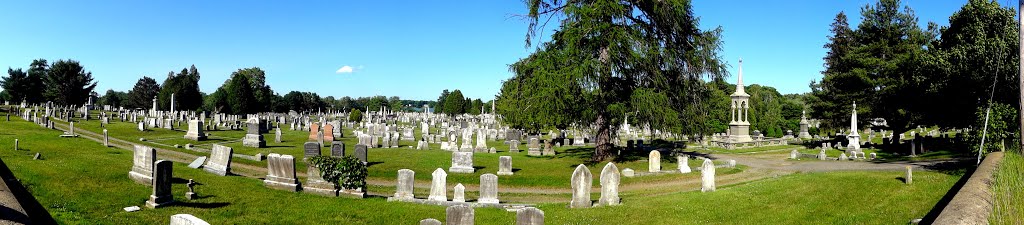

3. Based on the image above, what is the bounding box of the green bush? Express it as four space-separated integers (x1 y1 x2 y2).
348 109 363 123
308 155 367 190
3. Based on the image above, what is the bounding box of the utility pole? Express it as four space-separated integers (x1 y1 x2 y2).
1018 0 1023 153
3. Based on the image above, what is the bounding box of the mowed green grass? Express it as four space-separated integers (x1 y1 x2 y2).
0 112 961 224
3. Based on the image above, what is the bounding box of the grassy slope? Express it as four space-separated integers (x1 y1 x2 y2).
1 110 961 224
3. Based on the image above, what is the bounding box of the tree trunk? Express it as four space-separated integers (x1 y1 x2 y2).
592 112 613 162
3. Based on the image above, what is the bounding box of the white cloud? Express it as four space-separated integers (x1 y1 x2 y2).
336 65 354 74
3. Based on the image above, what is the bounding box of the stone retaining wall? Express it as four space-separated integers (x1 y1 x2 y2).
932 151 1004 225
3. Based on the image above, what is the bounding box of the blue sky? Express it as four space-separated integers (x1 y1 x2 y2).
0 0 1014 101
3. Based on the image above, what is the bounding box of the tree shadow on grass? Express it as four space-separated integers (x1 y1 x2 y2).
175 202 230 209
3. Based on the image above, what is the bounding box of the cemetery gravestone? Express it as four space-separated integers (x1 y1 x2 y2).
678 155 691 173
599 162 620 206
453 183 466 202
648 150 661 172
449 152 475 173
145 160 173 208
203 144 233 176
304 142 321 158
330 141 345 157
264 153 300 192
428 168 448 201
497 156 513 175
184 119 207 141
570 164 592 208
701 159 716 192
355 144 368 164
445 205 474 225
304 166 339 197
478 174 499 204
392 169 415 200
129 145 157 185
515 207 544 225
242 121 266 148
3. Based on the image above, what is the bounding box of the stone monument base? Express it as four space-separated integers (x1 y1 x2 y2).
448 166 475 174
128 171 153 186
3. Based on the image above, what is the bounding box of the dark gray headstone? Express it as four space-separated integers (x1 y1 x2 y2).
331 141 345 157
303 142 321 158
145 160 174 208
355 144 368 163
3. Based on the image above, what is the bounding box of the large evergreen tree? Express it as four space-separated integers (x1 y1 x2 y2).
24 59 47 104
810 0 933 135
127 76 161 109
503 0 727 161
0 68 30 103
44 60 97 106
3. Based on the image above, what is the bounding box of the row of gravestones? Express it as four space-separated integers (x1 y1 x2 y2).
389 169 501 205
419 205 544 225
448 152 514 175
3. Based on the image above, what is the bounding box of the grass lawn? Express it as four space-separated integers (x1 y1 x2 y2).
991 151 1023 225
0 111 962 224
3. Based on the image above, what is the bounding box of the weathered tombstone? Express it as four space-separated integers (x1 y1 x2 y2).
515 207 544 225
103 129 109 147
393 169 415 200
497 156 513 175
453 183 466 202
303 142 321 159
790 150 799 159
242 121 266 148
478 173 499 204
275 128 282 143
727 159 736 168
542 142 555 156
263 153 300 192
308 123 320 141
169 214 210 225
203 144 233 176
570 164 592 208
145 160 173 208
869 152 877 160
323 123 335 143
839 153 848 161
701 159 716 192
599 162 620 206
445 205 474 225
678 155 691 173
622 168 635 177
13 139 17 150
508 140 520 153
304 165 339 197
419 218 442 225
905 166 913 184
183 119 206 141
428 168 448 201
330 141 345 157
355 144 368 164
187 156 206 169
33 152 40 160
129 145 157 185
138 121 146 131
527 137 541 156
449 152 475 173
648 150 661 172
818 149 827 160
